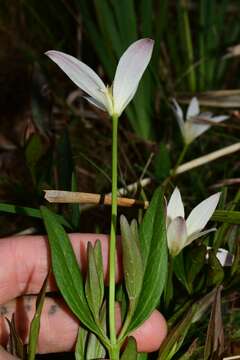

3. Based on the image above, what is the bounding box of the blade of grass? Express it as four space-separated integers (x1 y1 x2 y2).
28 274 48 360
0 203 72 229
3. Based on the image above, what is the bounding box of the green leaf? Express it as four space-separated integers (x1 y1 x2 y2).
121 337 138 360
6 315 26 359
140 0 153 37
186 245 206 293
204 286 224 360
25 134 45 185
231 241 240 276
158 305 198 360
212 209 240 225
120 216 143 310
75 327 88 360
128 187 168 332
40 206 99 334
206 251 224 287
0 203 72 229
112 0 137 47
28 274 48 360
137 353 148 360
154 142 171 181
173 252 190 293
85 241 104 322
86 302 107 359
86 332 106 359
163 258 174 308
177 339 198 360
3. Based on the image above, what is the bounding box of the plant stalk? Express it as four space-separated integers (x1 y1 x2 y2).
108 344 120 360
109 114 119 347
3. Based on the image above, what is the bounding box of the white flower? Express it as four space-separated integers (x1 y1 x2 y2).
167 187 220 257
207 247 234 267
45 39 154 117
171 97 229 144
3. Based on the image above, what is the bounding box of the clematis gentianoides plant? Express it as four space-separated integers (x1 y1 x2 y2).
45 39 154 117
167 187 220 257
171 97 229 145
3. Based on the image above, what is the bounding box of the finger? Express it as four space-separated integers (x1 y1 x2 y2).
0 234 122 304
0 296 167 353
0 346 18 360
131 311 167 352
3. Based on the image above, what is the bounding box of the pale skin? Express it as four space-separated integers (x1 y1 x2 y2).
0 234 167 358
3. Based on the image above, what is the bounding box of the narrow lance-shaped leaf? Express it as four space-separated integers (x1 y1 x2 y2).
204 286 224 359
186 245 206 293
28 274 48 360
86 301 107 359
206 251 224 287
75 327 88 360
85 240 104 322
6 315 25 359
128 187 168 332
40 206 98 334
0 203 72 229
121 337 138 360
157 305 198 360
120 216 143 311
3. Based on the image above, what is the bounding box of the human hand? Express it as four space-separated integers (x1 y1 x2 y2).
0 234 167 358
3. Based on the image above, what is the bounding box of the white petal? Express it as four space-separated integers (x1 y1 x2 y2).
45 50 107 107
84 96 107 111
206 247 234 267
167 217 187 256
171 99 185 135
167 187 185 220
186 193 221 235
186 97 199 119
113 38 154 115
210 115 229 123
184 121 211 143
185 228 216 246
215 248 234 266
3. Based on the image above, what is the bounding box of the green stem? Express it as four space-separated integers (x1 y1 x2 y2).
109 114 119 346
174 143 189 173
108 344 120 360
162 143 189 189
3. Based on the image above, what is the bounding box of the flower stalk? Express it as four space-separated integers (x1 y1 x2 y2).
109 114 119 345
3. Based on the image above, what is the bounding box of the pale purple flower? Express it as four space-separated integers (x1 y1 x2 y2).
45 39 154 117
167 187 220 256
171 97 229 144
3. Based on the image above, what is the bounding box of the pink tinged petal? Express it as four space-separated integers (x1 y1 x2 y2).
186 192 221 236
84 96 107 111
167 217 187 256
113 38 154 115
185 228 216 246
186 97 200 119
45 50 107 109
171 99 185 135
210 115 229 123
167 187 185 220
